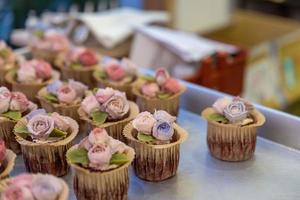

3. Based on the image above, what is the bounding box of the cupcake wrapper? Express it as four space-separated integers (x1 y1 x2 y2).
0 68 10 87
0 119 20 154
0 149 16 180
68 145 134 200
31 47 58 64
60 67 96 89
93 74 137 100
123 122 188 182
202 108 266 162
5 70 60 103
38 88 81 122
14 117 79 176
132 85 186 116
78 101 139 142
0 173 69 199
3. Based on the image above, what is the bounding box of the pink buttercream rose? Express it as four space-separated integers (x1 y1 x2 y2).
212 97 231 114
95 87 114 104
17 64 36 83
44 31 70 52
9 174 33 188
0 140 6 165
27 115 55 139
68 79 88 98
57 85 77 104
153 110 176 123
1 185 34 200
102 91 129 120
31 59 52 80
141 82 159 97
78 49 98 66
81 95 100 115
51 112 70 131
132 111 156 135
155 68 170 86
88 144 112 170
0 87 11 114
162 78 181 94
105 61 126 81
88 128 110 145
9 92 30 112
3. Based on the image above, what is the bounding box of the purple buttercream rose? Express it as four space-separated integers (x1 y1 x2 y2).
102 91 129 120
46 80 63 95
27 114 55 140
26 109 47 121
152 120 174 141
223 100 248 123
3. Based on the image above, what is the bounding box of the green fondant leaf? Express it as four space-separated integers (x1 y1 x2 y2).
66 147 89 167
140 75 155 82
43 93 58 103
92 88 99 95
110 153 129 165
1 111 22 121
49 128 67 137
92 111 108 125
157 92 172 99
71 63 82 70
95 70 107 79
137 132 155 143
208 113 229 123
14 125 30 138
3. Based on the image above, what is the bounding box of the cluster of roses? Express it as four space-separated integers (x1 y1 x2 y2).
141 68 182 98
25 109 70 141
212 96 254 123
0 140 5 167
102 58 137 81
0 41 15 67
132 110 176 141
0 87 34 114
81 87 129 120
17 59 53 84
0 173 64 200
78 128 128 171
66 47 99 67
46 79 88 104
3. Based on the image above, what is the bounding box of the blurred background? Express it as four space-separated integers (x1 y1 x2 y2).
1 0 300 116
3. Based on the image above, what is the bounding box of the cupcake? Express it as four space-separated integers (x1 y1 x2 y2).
37 79 88 122
0 41 17 86
0 140 16 179
93 57 138 100
66 127 135 200
5 59 60 102
133 68 186 116
0 173 69 200
201 96 266 161
30 31 70 65
0 87 37 153
13 109 79 176
56 46 101 88
78 87 139 141
123 110 188 181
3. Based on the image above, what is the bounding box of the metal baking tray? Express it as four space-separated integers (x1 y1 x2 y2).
11 50 300 199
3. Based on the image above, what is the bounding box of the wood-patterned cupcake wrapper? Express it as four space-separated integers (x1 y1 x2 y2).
132 85 186 116
0 119 20 154
0 173 69 200
31 47 58 64
38 87 81 122
60 66 96 88
0 149 16 180
67 145 135 200
202 107 266 162
78 101 139 142
5 70 60 103
123 122 188 182
0 67 11 87
14 117 79 176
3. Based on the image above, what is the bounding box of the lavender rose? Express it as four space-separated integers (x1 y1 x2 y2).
0 87 11 114
9 92 30 112
95 87 114 104
132 111 156 135
57 85 77 104
68 79 88 98
26 109 47 121
88 144 112 170
47 80 63 95
81 95 100 115
102 91 129 120
223 100 248 123
31 175 63 200
153 110 176 123
27 115 55 139
152 120 174 141
212 97 231 114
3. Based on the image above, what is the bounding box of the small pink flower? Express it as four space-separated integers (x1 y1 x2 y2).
162 78 181 94
132 111 156 134
57 85 76 104
31 59 53 80
0 87 11 114
51 112 70 131
141 82 159 97
79 137 93 151
9 92 30 112
88 144 112 170
78 49 98 66
0 140 6 165
81 95 100 115
27 115 55 139
88 128 110 145
1 185 34 200
95 87 114 104
155 68 170 86
105 61 126 81
212 97 231 114
102 91 129 120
